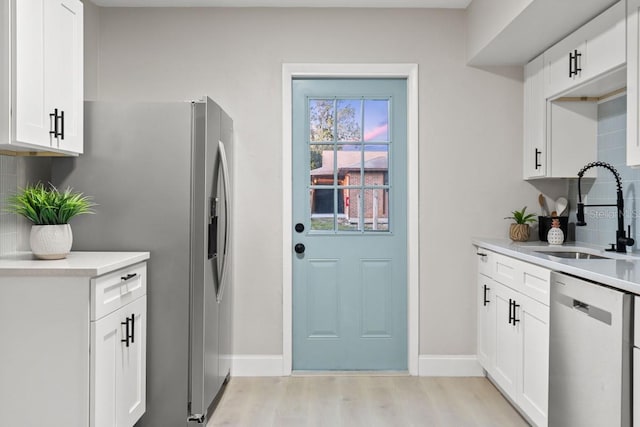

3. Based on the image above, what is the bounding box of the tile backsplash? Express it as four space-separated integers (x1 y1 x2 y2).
568 94 640 251
0 156 18 256
0 155 52 256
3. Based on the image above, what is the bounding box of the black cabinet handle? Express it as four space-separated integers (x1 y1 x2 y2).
120 314 135 347
121 273 137 282
48 109 64 140
483 285 490 306
534 148 542 170
476 252 487 257
508 299 513 324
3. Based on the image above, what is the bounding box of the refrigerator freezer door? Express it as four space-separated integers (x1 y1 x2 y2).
188 98 224 423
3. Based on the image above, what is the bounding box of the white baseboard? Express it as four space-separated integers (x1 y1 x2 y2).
231 355 284 377
418 355 484 377
230 354 482 377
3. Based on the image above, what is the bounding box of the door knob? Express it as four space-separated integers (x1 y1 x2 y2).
295 223 304 233
294 243 305 254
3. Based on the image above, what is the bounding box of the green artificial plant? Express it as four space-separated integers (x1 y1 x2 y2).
6 183 96 225
505 206 537 225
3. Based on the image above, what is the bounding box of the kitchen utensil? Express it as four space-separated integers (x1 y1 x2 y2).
538 194 549 216
556 197 568 216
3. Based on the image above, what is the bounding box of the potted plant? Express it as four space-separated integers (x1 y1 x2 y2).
505 206 537 242
6 183 95 259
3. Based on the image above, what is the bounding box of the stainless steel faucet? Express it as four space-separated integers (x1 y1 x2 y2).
577 161 635 253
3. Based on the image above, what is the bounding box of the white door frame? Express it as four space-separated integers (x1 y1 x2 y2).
282 63 419 375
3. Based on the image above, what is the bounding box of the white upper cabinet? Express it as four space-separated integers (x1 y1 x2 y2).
523 55 598 180
544 1 625 99
628 0 640 167
1 0 83 156
523 55 546 179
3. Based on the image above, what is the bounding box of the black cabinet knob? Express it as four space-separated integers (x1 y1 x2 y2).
294 243 305 254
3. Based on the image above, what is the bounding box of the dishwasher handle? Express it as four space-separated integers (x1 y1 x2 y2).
556 292 613 325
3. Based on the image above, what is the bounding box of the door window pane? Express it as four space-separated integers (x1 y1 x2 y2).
364 99 389 142
363 145 388 186
337 99 362 142
340 188 361 231
309 99 335 142
363 189 389 231
310 145 336 186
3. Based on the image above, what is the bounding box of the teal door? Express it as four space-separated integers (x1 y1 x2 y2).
292 79 408 370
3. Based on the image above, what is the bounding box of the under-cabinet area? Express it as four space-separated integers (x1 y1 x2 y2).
474 239 640 427
0 252 149 427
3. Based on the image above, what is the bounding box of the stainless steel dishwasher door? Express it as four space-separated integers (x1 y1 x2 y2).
549 272 632 427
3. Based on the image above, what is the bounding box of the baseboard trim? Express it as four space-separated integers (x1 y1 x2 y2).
231 355 284 377
231 354 483 377
418 355 484 377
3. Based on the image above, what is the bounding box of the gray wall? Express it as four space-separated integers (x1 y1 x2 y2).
91 6 537 357
0 5 541 358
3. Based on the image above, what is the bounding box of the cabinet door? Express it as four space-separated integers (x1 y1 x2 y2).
492 282 519 398
92 296 146 427
477 274 496 374
582 1 625 83
517 295 549 427
12 0 82 154
523 55 546 179
119 296 146 427
628 0 640 166
44 0 83 154
544 36 586 99
14 0 48 147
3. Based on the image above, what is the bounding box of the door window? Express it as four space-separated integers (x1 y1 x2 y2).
307 97 392 233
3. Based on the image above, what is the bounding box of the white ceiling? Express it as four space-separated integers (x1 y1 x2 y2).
91 0 471 8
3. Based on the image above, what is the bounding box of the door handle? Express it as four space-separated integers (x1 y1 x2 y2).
294 243 305 254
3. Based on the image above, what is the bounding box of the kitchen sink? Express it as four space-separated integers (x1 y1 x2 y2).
534 250 612 260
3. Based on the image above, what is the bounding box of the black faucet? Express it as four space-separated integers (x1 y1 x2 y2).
577 161 635 253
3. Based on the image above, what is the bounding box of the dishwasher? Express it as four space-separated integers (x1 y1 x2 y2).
549 272 632 427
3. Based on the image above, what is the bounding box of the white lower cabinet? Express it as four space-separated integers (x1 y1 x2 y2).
476 249 550 427
0 256 147 427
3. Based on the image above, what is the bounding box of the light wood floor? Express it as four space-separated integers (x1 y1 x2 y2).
207 376 529 427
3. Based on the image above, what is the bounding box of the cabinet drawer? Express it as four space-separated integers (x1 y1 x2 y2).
92 262 146 321
518 261 551 306
476 248 493 277
493 252 519 288
492 252 550 306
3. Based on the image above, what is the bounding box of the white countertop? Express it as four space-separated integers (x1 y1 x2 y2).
473 238 640 295
0 251 150 277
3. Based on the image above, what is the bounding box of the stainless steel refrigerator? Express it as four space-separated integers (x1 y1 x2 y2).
51 97 233 426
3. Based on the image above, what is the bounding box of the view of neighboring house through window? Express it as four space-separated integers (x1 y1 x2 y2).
308 97 391 232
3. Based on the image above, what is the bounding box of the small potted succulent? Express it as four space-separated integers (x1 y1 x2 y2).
505 206 537 242
6 183 95 259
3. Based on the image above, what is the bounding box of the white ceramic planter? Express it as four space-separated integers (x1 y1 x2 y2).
30 224 73 260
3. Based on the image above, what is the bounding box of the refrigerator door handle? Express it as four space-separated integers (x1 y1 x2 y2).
216 140 231 302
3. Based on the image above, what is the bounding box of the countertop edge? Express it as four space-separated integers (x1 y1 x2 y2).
0 252 151 277
473 238 640 295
